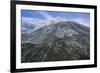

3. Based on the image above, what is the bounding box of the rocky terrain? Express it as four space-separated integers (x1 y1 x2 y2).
21 20 90 63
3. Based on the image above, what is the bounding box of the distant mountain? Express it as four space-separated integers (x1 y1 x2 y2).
21 20 90 63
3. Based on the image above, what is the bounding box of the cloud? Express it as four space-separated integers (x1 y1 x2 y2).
37 11 53 20
22 17 39 24
72 18 90 27
21 17 41 32
22 16 45 26
21 17 50 33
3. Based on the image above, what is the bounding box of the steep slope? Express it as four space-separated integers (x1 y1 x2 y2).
21 21 90 63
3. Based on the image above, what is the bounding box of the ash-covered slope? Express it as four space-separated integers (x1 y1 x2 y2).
21 20 90 63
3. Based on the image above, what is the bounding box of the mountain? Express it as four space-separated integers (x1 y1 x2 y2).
21 20 90 63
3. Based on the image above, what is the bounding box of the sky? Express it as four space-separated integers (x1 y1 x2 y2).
21 10 90 33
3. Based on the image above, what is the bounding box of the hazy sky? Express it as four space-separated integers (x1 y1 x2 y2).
22 10 90 24
21 10 90 33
